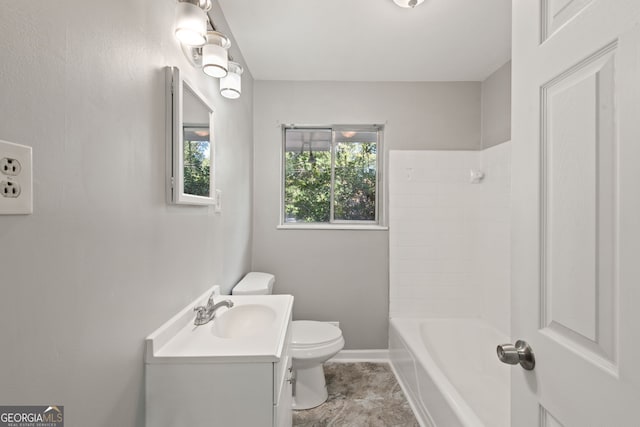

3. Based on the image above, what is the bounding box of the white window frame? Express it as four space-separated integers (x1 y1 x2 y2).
278 124 386 230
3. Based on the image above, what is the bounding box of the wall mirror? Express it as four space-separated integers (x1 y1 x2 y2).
166 66 216 205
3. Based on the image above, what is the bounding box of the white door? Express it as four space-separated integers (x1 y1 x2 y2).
511 1 640 426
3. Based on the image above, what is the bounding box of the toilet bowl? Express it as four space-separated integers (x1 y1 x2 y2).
232 272 345 410
290 320 344 409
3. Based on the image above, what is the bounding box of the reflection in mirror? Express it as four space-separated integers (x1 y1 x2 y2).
182 85 211 198
166 66 216 205
182 126 210 197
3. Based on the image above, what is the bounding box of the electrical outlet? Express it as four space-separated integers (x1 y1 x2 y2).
0 140 32 215
1 180 21 198
1 157 21 176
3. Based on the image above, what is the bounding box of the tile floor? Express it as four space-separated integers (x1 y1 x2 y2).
292 362 419 427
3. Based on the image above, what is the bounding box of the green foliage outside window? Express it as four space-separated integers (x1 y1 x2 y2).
285 150 332 222
183 139 211 197
284 140 377 223
334 142 377 220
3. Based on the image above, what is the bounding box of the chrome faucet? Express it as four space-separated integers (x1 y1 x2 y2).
193 292 234 326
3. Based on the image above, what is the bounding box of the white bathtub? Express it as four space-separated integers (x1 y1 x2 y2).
389 318 510 427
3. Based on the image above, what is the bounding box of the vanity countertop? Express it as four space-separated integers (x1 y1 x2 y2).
145 291 294 364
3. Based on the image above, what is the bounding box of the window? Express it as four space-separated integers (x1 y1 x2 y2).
282 125 383 225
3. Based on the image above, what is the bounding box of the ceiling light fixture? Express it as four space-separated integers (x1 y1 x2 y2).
393 0 424 8
220 61 243 99
174 0 211 46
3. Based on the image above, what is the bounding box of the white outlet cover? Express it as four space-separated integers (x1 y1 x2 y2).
0 140 32 214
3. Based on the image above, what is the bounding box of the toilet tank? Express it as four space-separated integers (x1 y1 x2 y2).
232 272 275 295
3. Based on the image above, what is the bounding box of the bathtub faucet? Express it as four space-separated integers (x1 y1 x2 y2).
193 293 234 326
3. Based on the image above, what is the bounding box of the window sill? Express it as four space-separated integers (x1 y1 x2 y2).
277 224 389 231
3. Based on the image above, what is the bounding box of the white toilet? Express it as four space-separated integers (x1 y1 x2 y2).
233 272 345 410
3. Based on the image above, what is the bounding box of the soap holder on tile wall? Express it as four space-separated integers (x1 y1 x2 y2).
470 169 485 184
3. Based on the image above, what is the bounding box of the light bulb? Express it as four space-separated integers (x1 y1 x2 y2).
174 2 207 46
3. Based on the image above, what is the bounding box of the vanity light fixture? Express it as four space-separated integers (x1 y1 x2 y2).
393 0 425 8
174 0 211 46
203 31 231 78
220 61 243 99
173 0 242 98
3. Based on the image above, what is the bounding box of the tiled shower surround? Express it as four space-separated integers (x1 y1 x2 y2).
389 142 511 335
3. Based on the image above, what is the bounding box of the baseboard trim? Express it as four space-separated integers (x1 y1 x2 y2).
328 349 389 363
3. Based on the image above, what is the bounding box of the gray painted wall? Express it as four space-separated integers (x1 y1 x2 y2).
252 81 480 349
0 1 253 426
481 61 512 148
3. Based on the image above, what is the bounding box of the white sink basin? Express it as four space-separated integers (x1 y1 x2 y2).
145 293 294 363
212 304 277 339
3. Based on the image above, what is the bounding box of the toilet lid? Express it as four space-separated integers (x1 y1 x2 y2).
291 320 342 347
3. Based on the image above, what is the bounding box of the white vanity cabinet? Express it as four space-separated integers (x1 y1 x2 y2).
273 324 294 426
145 293 294 427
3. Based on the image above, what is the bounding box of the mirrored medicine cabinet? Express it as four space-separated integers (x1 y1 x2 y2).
166 66 216 205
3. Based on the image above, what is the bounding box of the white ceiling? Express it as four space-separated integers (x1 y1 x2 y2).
217 0 512 82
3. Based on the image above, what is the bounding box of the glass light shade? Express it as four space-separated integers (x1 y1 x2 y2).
174 2 207 46
203 44 228 77
220 62 243 99
392 0 425 8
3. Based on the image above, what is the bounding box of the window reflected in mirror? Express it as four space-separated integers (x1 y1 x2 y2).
182 126 210 197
